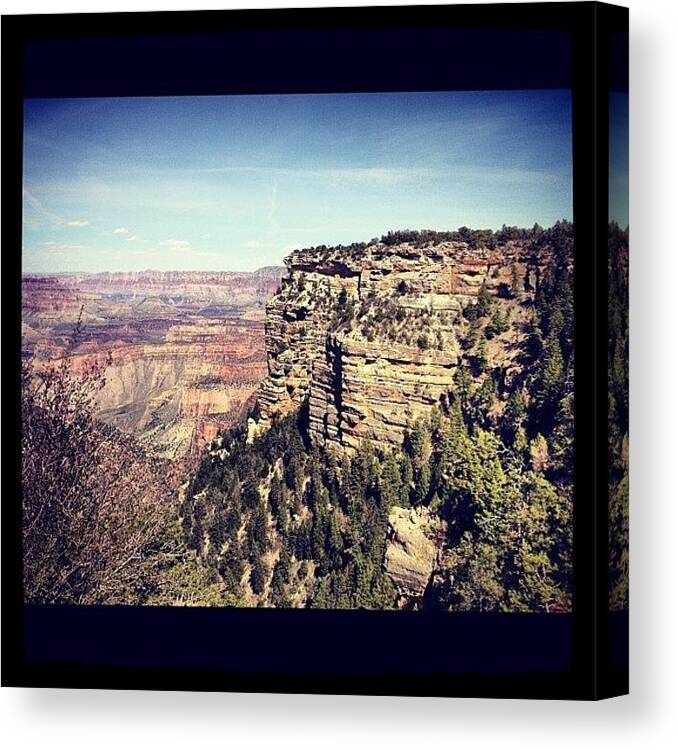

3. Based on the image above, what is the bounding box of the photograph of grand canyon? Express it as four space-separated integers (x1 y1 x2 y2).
22 90 584 612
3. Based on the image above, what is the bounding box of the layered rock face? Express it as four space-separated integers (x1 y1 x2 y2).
22 269 282 458
384 506 441 598
257 238 552 453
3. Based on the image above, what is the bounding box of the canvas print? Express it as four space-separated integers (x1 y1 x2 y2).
21 90 575 612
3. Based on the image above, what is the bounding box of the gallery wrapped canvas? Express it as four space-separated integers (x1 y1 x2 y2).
1 2 628 698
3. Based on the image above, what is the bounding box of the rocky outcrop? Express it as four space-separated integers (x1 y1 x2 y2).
309 334 460 451
258 267 357 429
257 238 552 453
384 506 440 597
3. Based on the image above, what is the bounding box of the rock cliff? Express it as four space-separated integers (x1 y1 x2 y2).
256 236 554 453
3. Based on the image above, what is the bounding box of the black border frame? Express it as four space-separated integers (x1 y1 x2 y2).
1 2 629 699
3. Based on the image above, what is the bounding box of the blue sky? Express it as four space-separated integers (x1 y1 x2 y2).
609 92 629 229
23 91 572 273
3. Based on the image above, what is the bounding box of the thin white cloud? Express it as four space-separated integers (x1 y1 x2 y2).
23 189 66 226
145 165 437 187
241 240 272 249
126 235 138 241
113 227 130 234
38 240 91 252
316 167 435 187
267 181 279 232
159 239 192 251
23 190 95 231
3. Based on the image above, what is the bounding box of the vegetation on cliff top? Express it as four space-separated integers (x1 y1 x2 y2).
292 219 573 261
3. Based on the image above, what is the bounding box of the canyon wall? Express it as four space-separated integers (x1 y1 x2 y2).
22 268 283 458
256 238 554 454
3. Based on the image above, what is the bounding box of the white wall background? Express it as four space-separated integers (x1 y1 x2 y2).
2 0 677 747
